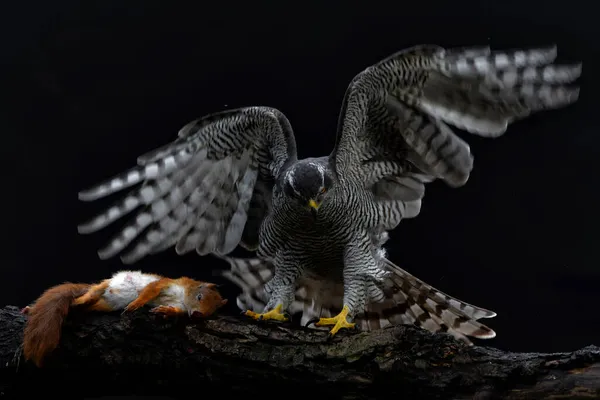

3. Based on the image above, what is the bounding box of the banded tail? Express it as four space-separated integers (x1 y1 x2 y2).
217 255 496 345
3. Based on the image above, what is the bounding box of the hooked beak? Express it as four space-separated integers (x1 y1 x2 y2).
308 199 320 218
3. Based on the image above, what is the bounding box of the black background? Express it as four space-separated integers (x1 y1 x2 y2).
2 0 598 357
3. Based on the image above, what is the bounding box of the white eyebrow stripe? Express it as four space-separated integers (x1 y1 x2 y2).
285 169 302 197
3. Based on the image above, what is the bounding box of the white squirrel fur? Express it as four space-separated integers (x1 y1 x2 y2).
103 270 186 310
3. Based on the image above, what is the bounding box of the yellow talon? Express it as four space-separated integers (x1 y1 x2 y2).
244 304 289 322
313 305 355 336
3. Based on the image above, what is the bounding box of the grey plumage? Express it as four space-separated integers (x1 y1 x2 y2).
78 44 581 343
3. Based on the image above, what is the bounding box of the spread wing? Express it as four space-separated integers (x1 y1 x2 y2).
330 44 581 223
77 107 297 263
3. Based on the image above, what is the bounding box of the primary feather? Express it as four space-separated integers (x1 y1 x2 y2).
78 107 297 263
78 44 581 344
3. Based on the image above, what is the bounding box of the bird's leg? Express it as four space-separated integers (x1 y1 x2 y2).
244 262 300 322
311 277 365 336
309 243 380 337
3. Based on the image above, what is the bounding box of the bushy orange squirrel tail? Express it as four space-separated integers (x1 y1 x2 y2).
22 282 90 367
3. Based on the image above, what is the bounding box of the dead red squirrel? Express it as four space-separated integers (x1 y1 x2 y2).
21 270 228 367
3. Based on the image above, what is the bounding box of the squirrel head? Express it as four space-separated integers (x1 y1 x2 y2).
184 282 228 319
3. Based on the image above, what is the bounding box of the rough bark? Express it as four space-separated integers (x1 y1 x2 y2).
0 305 599 400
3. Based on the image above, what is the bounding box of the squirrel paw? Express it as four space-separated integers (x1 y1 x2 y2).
122 302 143 314
150 305 182 318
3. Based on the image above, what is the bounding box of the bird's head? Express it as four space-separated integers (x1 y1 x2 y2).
283 160 334 217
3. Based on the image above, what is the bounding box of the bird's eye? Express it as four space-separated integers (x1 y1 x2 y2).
196 293 203 300
320 187 327 194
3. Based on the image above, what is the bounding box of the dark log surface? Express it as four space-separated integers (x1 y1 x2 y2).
0 305 599 400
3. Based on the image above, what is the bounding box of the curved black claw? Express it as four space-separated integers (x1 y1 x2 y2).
305 317 320 328
283 312 292 322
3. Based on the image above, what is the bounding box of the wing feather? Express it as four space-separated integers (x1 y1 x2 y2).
331 44 581 221
78 107 297 263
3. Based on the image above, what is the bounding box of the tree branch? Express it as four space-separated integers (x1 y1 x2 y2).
0 305 598 400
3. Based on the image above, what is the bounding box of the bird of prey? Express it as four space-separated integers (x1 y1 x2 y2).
78 44 581 343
